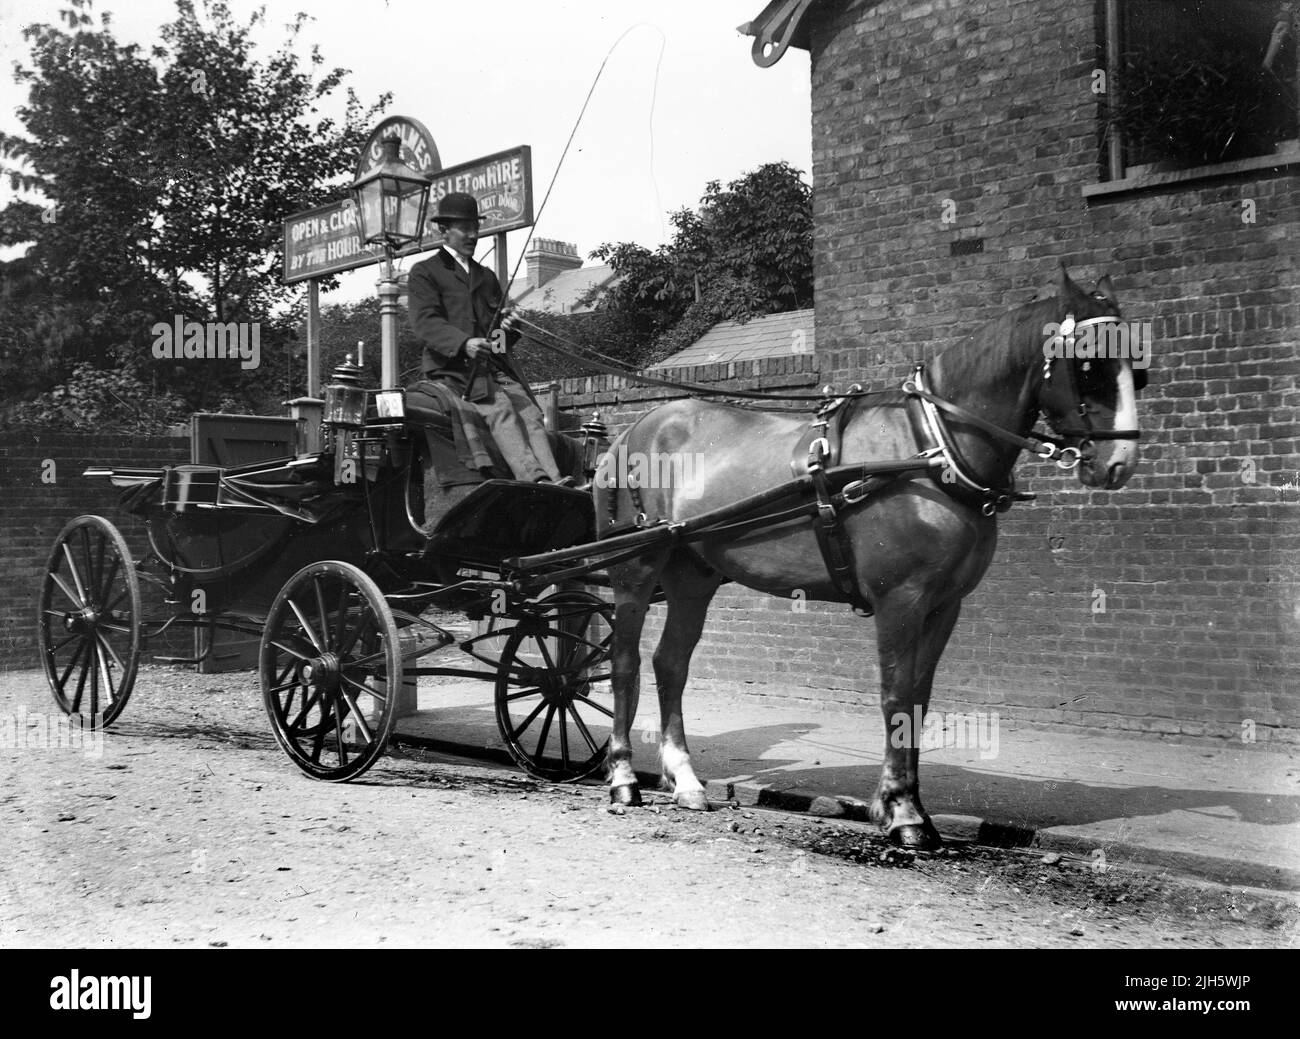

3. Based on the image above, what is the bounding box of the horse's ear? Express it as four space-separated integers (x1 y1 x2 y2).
1093 275 1118 308
1058 261 1080 300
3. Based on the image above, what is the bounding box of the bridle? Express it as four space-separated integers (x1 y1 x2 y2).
902 308 1143 515
1038 311 1144 446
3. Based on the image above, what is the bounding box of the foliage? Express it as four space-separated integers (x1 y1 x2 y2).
4 361 190 433
578 161 813 367
0 0 389 416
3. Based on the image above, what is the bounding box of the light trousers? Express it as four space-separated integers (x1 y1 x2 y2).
473 379 562 482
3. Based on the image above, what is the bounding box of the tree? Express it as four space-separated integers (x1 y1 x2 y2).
0 0 389 423
564 161 813 369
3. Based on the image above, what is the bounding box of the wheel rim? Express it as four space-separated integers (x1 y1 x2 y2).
260 562 402 782
494 591 614 782
38 516 141 727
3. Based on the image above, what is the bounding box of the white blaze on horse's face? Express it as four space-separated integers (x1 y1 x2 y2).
1080 360 1139 490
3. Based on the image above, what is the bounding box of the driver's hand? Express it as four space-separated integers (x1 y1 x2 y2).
500 310 519 334
464 338 491 359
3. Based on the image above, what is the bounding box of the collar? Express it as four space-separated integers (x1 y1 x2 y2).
442 244 471 273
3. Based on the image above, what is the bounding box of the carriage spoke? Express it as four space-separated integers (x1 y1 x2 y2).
533 634 557 673
336 686 374 744
95 631 126 673
533 704 556 763
565 643 610 673
503 686 543 702
50 573 82 610
274 659 296 688
266 680 301 696
69 639 91 712
558 705 570 769
333 584 349 647
94 639 117 707
270 639 314 662
290 688 323 730
79 527 97 598
61 543 88 604
58 639 88 692
93 534 108 598
98 554 121 604
337 610 374 658
312 576 332 650
510 698 549 741
48 631 79 654
288 599 326 653
568 705 601 753
333 709 349 765
569 692 613 719
309 717 328 763
340 673 389 705
344 648 388 670
88 643 99 721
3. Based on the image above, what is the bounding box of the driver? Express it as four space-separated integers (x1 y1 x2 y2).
406 192 564 484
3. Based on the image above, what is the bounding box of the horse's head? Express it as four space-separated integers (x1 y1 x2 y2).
1037 265 1144 489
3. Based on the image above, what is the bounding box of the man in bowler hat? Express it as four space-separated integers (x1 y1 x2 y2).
406 191 563 483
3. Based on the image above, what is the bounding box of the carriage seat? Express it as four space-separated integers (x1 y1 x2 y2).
399 394 454 437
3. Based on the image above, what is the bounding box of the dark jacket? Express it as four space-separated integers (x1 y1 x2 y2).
407 248 520 402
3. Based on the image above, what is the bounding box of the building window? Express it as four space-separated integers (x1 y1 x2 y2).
1101 0 1298 180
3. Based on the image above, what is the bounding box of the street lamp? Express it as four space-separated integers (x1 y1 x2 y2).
349 135 432 388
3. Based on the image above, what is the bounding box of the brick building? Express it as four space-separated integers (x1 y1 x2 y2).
554 0 1299 744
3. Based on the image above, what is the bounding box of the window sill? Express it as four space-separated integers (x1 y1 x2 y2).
1083 147 1300 201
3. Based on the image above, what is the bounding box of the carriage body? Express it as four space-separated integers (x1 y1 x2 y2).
39 386 616 783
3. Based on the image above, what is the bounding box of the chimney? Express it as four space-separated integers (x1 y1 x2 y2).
525 239 582 290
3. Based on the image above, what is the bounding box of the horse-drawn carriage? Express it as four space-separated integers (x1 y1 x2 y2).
37 355 620 782
38 266 1143 847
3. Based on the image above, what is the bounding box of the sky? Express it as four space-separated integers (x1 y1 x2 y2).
0 0 811 302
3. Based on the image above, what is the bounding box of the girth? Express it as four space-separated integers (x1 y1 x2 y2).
789 387 876 618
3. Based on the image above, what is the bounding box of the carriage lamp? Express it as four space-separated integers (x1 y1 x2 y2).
579 411 609 479
349 136 432 251
350 136 432 390
324 354 367 428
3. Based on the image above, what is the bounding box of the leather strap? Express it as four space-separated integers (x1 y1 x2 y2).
808 440 874 617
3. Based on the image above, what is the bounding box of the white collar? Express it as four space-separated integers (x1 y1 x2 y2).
442 244 470 273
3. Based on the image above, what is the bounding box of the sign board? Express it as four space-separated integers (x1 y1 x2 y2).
282 199 381 284
282 117 531 284
427 146 534 237
354 115 442 181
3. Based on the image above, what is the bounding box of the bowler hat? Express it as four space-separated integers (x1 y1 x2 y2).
433 192 482 223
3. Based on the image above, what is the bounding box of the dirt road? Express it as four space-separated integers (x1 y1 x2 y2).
2 665 1295 948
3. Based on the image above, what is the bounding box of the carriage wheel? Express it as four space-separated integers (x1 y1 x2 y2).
260 561 403 782
38 516 141 727
494 590 614 782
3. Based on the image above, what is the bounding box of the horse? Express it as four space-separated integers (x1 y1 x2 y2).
591 265 1143 849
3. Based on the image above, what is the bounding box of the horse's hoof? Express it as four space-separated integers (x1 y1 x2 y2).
609 784 642 807
889 821 943 850
674 789 710 812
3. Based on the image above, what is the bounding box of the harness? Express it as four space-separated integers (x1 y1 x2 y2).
789 387 877 616
597 310 1142 616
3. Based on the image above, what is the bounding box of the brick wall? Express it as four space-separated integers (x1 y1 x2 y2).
0 432 190 672
553 0 1297 747
792 0 1298 742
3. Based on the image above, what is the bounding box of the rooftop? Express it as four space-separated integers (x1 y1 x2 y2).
510 264 617 315
646 307 814 369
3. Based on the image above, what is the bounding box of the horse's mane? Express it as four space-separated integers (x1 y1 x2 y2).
934 295 1059 389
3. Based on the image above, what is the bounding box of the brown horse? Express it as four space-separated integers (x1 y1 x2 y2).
591 266 1143 848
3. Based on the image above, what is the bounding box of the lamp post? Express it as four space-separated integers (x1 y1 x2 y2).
349 135 432 388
